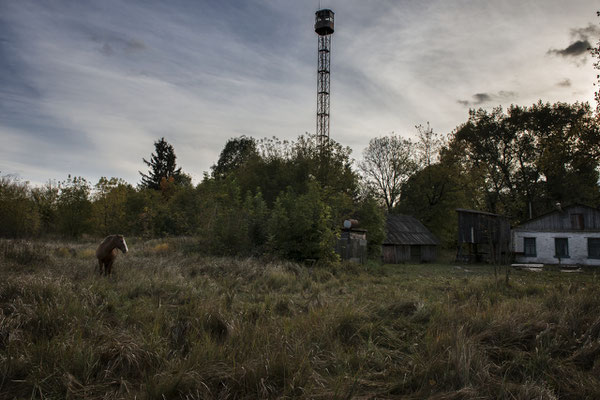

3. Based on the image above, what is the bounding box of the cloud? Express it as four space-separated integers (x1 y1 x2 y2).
94 36 146 57
1 0 598 185
473 93 492 104
557 78 572 87
80 25 147 57
547 40 591 57
547 23 599 59
457 91 517 107
571 24 600 41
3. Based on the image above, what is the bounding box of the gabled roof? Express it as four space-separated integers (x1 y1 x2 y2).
514 203 599 227
383 214 439 246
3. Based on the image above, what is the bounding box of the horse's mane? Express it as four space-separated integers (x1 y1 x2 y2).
101 234 122 244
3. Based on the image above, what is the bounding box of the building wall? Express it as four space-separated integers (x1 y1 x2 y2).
457 210 510 245
382 244 437 264
336 237 367 264
512 230 600 266
420 245 437 262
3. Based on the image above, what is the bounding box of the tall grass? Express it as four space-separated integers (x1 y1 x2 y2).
1 237 599 398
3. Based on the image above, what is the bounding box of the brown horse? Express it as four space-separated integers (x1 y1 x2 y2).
96 234 128 276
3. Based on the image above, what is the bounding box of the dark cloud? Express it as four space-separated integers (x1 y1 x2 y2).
548 23 599 59
571 24 600 41
497 90 517 98
125 39 145 53
71 22 147 56
96 36 146 56
473 93 492 104
100 43 114 56
547 40 591 57
557 78 572 87
457 91 517 107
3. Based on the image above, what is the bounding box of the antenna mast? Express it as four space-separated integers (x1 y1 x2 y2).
314 9 334 154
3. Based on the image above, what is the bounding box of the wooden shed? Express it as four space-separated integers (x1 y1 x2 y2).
456 209 511 264
382 214 439 264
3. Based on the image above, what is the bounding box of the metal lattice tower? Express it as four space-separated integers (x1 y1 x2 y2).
315 9 334 153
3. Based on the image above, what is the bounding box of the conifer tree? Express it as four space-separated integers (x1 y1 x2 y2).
139 137 186 190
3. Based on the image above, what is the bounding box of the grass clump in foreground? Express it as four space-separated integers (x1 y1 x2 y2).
1 238 600 399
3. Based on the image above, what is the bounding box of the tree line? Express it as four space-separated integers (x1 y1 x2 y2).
0 135 384 262
396 101 600 244
1 100 599 261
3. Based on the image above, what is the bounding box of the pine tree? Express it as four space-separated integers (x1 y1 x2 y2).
139 137 185 190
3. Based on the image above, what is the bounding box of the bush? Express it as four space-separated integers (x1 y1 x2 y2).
267 182 337 262
0 176 40 238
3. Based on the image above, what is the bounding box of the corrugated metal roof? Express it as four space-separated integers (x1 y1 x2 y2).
383 214 439 245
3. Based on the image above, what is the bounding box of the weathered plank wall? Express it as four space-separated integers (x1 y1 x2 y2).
517 206 600 231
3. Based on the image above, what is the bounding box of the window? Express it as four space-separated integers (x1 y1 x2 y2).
555 238 569 259
524 237 536 257
570 214 584 230
589 238 600 259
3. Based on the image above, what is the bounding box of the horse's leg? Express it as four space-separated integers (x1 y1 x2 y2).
97 260 103 275
106 259 114 276
101 261 109 276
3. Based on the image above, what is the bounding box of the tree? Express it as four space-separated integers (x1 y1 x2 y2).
31 182 59 234
452 107 517 215
0 175 40 238
354 195 386 258
56 175 92 237
397 161 471 246
267 182 337 262
139 137 189 190
211 136 258 179
359 135 417 211
448 102 600 221
244 190 269 253
592 11 600 113
415 122 443 168
93 177 130 235
207 133 359 210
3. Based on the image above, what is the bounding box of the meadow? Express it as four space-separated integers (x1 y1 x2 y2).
1 238 600 399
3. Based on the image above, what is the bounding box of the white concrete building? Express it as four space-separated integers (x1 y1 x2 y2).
512 204 600 266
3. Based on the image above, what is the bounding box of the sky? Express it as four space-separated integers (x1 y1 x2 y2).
1 0 599 186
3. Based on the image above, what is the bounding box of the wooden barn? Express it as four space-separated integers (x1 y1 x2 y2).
456 209 511 264
382 214 439 264
512 204 600 266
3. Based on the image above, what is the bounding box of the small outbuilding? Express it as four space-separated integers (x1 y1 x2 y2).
456 209 511 264
336 219 368 264
382 214 439 264
512 204 600 266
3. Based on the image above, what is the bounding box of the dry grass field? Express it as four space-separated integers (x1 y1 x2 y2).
1 237 600 399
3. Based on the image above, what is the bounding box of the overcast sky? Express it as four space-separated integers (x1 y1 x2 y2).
1 0 598 186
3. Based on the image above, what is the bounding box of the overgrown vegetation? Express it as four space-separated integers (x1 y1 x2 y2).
2 100 599 256
396 101 600 244
1 238 600 399
0 134 384 261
